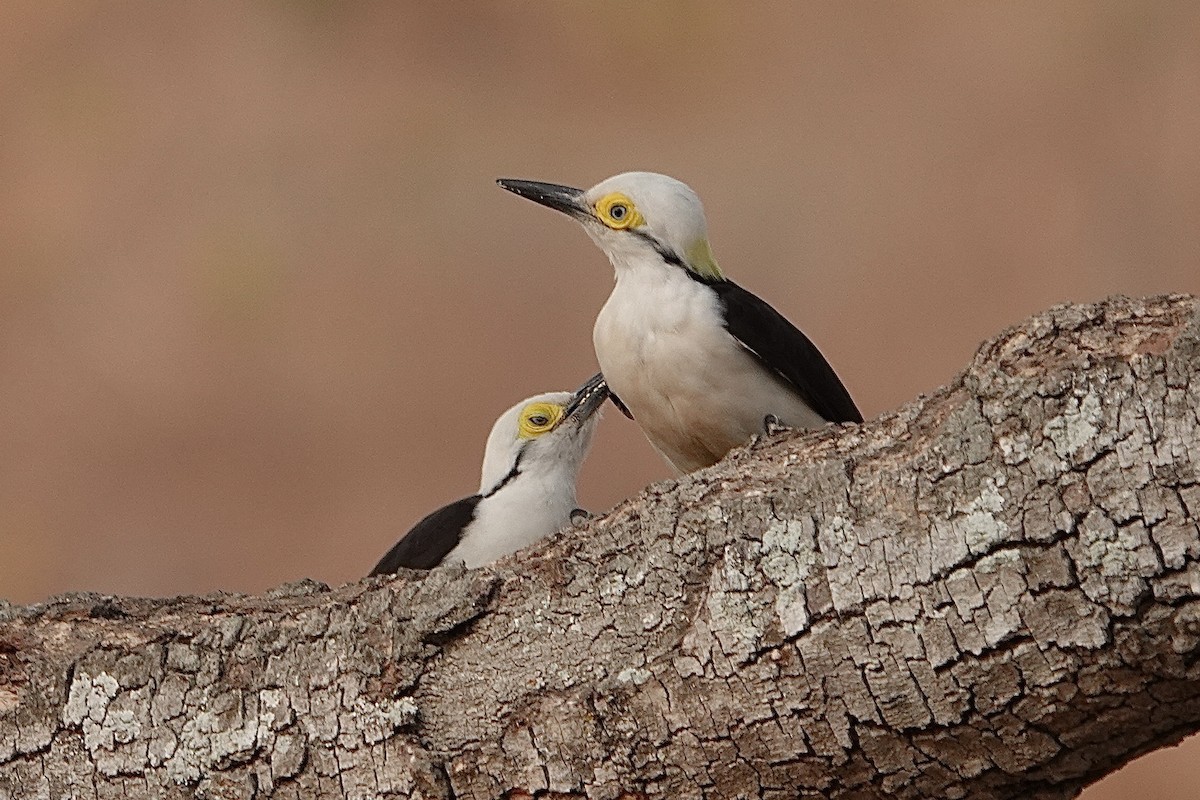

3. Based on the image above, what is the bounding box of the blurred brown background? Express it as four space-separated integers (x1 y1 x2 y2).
1 3 1198 796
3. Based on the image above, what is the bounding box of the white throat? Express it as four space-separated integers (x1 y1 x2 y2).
447 465 578 568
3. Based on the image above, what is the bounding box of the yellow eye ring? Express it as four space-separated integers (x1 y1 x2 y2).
595 193 644 230
518 402 565 439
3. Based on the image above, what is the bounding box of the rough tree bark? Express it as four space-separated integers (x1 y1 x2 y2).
2 294 1200 800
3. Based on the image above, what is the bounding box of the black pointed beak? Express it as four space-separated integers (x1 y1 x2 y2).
497 178 590 220
562 372 610 425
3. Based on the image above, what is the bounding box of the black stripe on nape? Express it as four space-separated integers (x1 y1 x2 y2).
653 243 687 269
630 229 686 269
682 266 726 287
482 449 524 497
630 229 728 285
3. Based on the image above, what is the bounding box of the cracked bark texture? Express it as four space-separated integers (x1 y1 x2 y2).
3 294 1200 800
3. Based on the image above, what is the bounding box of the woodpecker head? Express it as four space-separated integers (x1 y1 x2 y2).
497 172 723 281
478 373 608 495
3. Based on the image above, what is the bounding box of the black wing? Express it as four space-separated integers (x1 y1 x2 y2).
369 494 481 575
710 280 863 424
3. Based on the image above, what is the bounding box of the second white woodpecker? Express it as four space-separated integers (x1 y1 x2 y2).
498 171 862 473
370 374 607 574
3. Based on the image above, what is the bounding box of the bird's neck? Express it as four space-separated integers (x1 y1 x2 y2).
487 465 578 522
609 257 706 300
596 261 725 360
480 456 522 497
607 251 684 286
453 470 577 568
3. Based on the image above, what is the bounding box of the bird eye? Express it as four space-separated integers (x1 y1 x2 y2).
518 402 565 438
596 193 641 230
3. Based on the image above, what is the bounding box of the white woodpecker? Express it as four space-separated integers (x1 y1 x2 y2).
497 172 862 474
370 374 607 574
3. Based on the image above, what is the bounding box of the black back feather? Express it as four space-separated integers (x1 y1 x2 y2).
708 279 863 424
369 494 481 575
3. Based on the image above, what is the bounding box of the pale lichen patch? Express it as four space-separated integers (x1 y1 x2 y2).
702 543 769 663
354 696 419 744
1068 511 1161 614
955 477 1009 555
1043 390 1103 460
63 671 119 728
165 701 262 784
761 519 817 637
616 667 651 686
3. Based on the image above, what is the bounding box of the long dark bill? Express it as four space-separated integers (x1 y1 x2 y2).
496 178 589 220
563 372 611 424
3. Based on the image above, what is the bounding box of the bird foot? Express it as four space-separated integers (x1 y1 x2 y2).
762 414 791 436
570 508 594 528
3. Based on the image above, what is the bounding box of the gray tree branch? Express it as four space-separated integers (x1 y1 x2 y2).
3 294 1200 800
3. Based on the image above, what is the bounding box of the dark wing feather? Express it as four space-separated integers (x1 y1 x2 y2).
369 495 481 575
710 280 863 424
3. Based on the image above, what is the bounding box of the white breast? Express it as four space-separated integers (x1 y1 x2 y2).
444 470 576 568
593 265 823 473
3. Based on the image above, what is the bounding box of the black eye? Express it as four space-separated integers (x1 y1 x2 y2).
529 414 549 427
609 204 627 220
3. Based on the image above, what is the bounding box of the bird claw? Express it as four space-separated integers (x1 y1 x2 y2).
570 508 594 527
762 414 791 436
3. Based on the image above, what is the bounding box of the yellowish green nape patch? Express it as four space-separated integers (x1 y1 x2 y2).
518 402 566 439
686 237 723 280
595 192 646 230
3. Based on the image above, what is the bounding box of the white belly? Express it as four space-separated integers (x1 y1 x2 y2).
593 270 823 473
